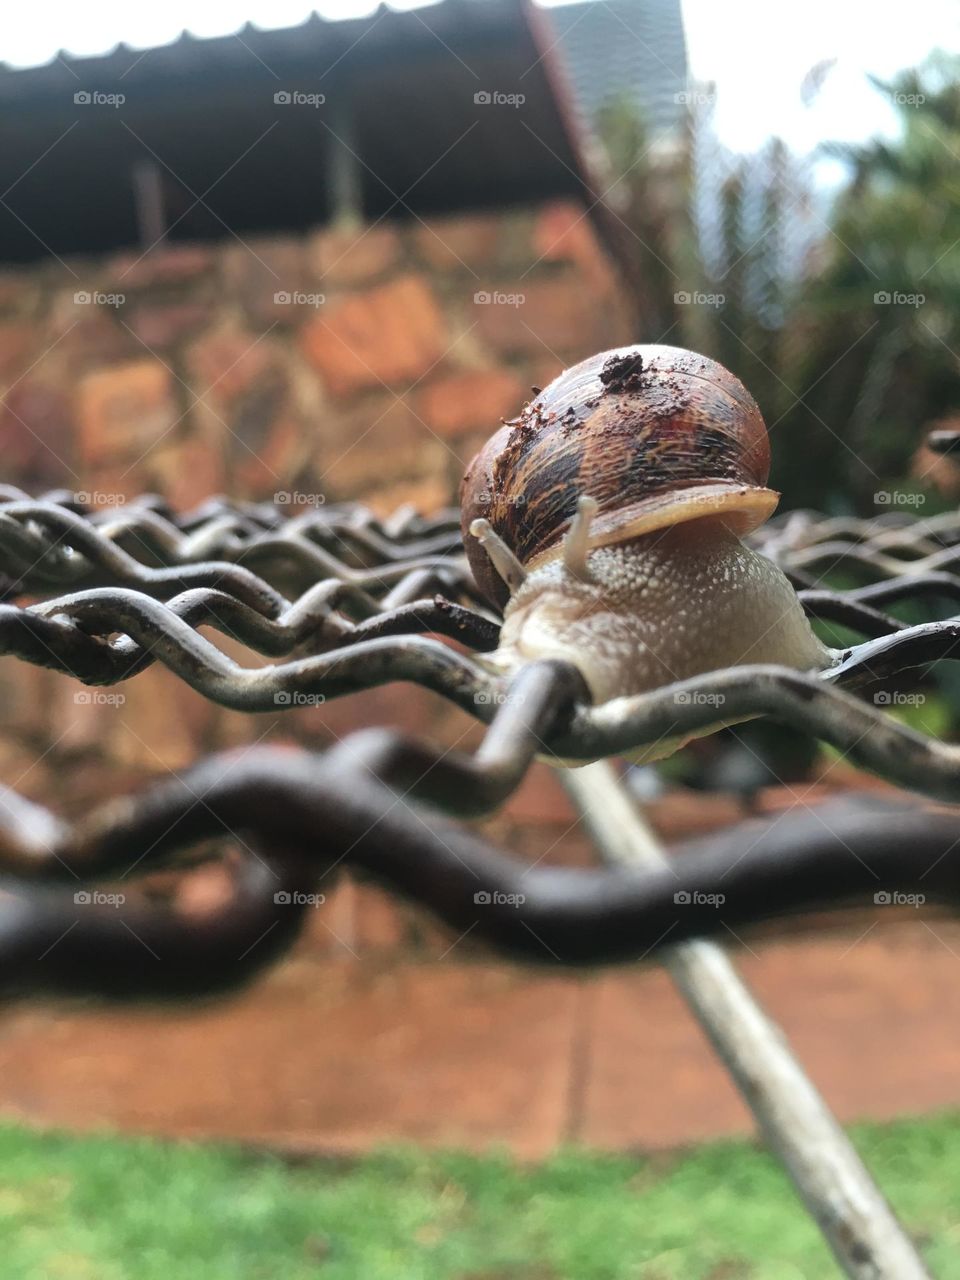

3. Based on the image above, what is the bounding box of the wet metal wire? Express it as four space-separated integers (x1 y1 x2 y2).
2 484 958 1278
0 486 958 996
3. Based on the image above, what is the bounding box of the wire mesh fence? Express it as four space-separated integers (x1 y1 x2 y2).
0 484 958 997
2 482 959 1277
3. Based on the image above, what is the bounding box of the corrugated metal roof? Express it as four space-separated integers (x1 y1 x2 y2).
0 5 457 71
0 0 686 265
0 2 531 98
0 0 608 263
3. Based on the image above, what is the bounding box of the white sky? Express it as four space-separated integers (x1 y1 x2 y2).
2 0 958 153
681 0 960 153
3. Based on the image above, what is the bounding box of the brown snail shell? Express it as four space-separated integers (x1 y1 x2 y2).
461 344 777 608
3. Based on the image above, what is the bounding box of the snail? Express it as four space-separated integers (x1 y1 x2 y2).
461 345 831 753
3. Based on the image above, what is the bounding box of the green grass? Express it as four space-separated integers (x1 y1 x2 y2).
1 1116 959 1279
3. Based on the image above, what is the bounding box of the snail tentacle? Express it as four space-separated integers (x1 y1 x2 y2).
563 495 599 583
469 518 526 593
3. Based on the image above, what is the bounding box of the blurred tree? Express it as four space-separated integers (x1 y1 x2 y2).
803 53 960 508
597 52 960 514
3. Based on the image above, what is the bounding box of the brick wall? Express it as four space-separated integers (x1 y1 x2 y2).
0 201 631 510
0 200 634 956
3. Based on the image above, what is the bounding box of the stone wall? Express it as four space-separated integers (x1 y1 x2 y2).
0 200 634 956
0 201 631 511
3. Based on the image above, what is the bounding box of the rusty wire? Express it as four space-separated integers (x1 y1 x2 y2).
0 488 959 998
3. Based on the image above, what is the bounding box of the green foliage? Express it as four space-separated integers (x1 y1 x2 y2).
1 1117 960 1277
600 53 960 514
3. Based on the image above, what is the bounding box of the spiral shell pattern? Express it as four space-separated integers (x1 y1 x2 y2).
461 345 777 607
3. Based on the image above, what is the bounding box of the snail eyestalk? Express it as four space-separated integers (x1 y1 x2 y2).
469 518 526 593
563 495 598 583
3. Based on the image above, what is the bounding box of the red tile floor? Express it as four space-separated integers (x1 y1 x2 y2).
2 906 959 1158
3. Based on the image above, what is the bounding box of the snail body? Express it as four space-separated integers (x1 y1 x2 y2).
460 345 829 750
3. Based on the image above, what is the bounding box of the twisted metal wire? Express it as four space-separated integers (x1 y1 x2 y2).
759 507 960 587
0 489 959 997
0 488 468 602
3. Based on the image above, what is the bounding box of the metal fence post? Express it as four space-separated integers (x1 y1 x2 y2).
559 759 932 1280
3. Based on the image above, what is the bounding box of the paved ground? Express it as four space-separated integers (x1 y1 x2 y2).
1 900 959 1158
1 763 955 1156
